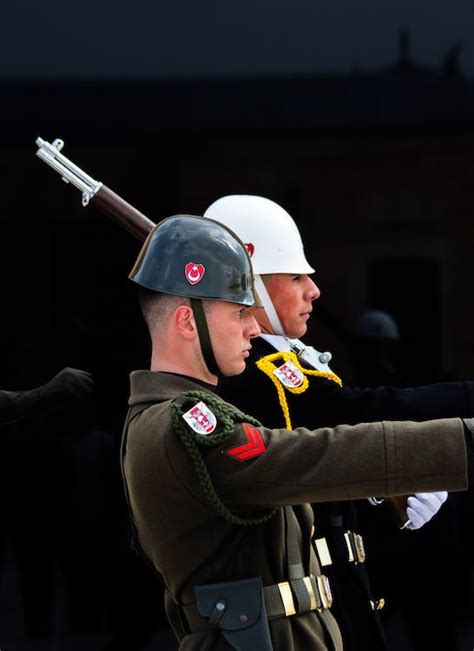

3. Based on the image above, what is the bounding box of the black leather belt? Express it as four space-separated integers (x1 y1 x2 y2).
182 573 333 632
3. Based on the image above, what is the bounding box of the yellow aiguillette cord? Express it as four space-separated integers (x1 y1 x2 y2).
256 351 342 430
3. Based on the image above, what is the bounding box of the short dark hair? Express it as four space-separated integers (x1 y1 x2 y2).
137 287 190 336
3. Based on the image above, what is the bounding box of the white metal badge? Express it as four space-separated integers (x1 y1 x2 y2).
182 401 217 435
273 360 304 388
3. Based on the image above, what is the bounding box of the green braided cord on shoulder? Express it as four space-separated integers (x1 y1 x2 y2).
171 390 277 526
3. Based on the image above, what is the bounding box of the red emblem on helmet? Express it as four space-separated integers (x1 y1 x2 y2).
245 243 255 257
185 263 205 285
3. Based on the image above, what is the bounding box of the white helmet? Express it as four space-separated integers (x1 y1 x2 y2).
203 195 314 275
204 195 314 336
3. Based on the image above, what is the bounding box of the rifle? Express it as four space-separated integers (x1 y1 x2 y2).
35 138 335 366
35 136 411 527
35 137 155 241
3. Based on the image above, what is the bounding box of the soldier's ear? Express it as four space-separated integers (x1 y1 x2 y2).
174 304 198 340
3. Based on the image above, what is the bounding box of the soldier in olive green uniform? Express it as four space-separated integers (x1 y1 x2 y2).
121 215 471 650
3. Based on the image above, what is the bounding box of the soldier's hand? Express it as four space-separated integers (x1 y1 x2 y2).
43 367 94 400
405 491 448 530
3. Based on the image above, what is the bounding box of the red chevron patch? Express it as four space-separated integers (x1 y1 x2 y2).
226 423 266 461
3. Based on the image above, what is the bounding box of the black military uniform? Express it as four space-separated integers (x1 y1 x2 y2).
0 368 95 639
0 367 94 428
219 338 474 429
218 336 474 650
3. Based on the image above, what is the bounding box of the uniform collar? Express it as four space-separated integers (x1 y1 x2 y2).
129 370 217 406
259 334 292 352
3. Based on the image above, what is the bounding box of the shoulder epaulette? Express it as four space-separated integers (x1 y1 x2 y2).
255 351 343 430
171 390 275 526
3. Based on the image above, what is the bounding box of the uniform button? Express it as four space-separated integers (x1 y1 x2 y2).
239 614 248 624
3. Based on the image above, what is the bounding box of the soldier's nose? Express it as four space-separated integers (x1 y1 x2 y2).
306 277 320 301
247 313 261 338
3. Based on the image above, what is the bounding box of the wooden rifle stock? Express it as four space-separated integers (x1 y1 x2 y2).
387 495 410 528
92 185 154 242
94 181 411 531
34 138 415 527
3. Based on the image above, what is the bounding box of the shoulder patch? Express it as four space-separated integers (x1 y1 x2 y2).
273 360 305 388
226 423 266 461
182 400 217 435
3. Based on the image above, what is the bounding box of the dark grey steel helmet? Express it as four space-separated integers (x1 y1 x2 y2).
130 214 261 307
130 215 261 377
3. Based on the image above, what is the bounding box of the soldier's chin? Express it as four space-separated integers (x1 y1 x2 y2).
224 359 247 377
287 323 308 339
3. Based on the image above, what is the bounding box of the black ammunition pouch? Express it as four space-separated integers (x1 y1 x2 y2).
195 577 273 650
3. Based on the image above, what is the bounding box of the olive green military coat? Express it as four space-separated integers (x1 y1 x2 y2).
122 371 468 650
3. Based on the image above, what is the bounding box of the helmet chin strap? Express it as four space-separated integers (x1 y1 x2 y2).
190 298 221 378
254 275 286 337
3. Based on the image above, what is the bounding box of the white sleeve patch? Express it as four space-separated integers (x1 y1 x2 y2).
182 401 217 435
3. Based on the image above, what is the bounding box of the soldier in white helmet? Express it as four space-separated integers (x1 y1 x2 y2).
204 194 473 651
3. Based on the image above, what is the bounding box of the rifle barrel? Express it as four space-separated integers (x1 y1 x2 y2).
36 137 155 239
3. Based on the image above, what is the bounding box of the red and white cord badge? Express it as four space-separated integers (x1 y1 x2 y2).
182 401 217 435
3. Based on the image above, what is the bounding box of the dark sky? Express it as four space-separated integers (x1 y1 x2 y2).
1 0 473 78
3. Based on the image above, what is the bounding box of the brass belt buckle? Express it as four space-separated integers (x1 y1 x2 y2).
354 533 366 563
370 598 385 611
303 576 317 611
344 531 366 564
314 537 332 567
317 575 333 610
278 581 296 617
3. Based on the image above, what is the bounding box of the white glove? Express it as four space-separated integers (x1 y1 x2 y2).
405 491 448 530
